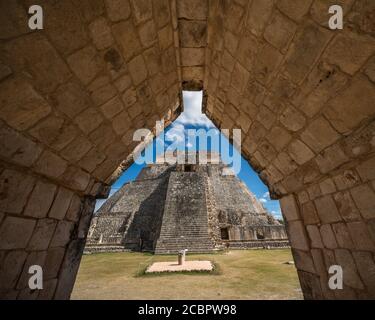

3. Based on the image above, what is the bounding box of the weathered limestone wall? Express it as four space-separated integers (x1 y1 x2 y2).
0 0 181 299
204 0 375 299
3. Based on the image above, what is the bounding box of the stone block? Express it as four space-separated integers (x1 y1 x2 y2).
42 0 91 54
315 144 349 174
300 117 340 153
112 110 132 135
357 156 375 182
179 20 207 47
332 222 355 250
364 56 375 83
266 126 292 152
0 62 12 81
333 170 361 191
0 250 27 289
34 151 68 179
49 188 74 221
246 0 274 36
0 125 42 167
89 17 114 50
223 31 239 57
37 279 58 300
114 74 132 93
90 83 117 106
287 139 315 165
53 81 91 118
264 10 297 52
280 104 306 132
333 191 361 222
320 224 338 249
28 219 57 251
0 170 35 214
347 221 375 251
273 152 298 176
152 0 170 28
253 43 283 85
256 106 276 130
100 96 125 119
24 181 57 219
44 247 66 280
323 31 375 75
315 195 342 224
180 48 205 67
67 46 103 85
61 167 91 192
0 216 36 250
301 201 320 225
324 75 375 134
293 62 349 118
0 77 51 131
130 0 152 25
61 136 92 163
75 108 104 135
320 178 336 195
79 148 107 173
231 63 250 94
139 20 157 48
177 0 207 20
352 251 375 295
224 2 245 33
334 249 364 290
112 20 142 61
277 0 314 22
65 195 82 223
143 46 161 76
307 225 324 248
105 0 131 22
50 221 75 248
72 0 104 22
128 55 148 86
29 115 65 148
158 25 173 51
284 22 332 84
292 248 316 273
2 34 71 94
280 194 300 221
350 184 375 220
287 220 310 250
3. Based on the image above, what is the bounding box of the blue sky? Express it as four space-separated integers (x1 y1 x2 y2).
96 91 282 219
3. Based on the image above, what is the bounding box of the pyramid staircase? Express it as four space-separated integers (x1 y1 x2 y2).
154 172 215 254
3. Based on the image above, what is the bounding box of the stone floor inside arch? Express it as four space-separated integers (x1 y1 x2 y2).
0 0 374 301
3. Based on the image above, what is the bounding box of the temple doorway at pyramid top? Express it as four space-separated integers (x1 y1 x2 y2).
0 0 375 300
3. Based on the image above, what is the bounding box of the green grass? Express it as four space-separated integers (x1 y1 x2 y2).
71 249 302 300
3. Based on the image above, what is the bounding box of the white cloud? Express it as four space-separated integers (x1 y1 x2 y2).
263 191 270 199
165 123 185 143
260 198 267 203
173 91 214 128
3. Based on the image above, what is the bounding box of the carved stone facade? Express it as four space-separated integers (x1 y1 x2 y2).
86 153 287 254
0 0 374 299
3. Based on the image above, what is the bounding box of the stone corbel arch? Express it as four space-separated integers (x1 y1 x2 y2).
0 0 374 300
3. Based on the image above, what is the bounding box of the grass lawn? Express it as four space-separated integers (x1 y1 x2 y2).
71 249 303 300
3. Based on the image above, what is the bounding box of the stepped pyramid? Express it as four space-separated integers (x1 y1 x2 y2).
85 152 288 254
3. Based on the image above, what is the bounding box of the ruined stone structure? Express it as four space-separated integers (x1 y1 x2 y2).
1 0 375 300
85 152 287 254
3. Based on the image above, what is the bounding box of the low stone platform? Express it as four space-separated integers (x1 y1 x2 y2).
146 261 213 273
